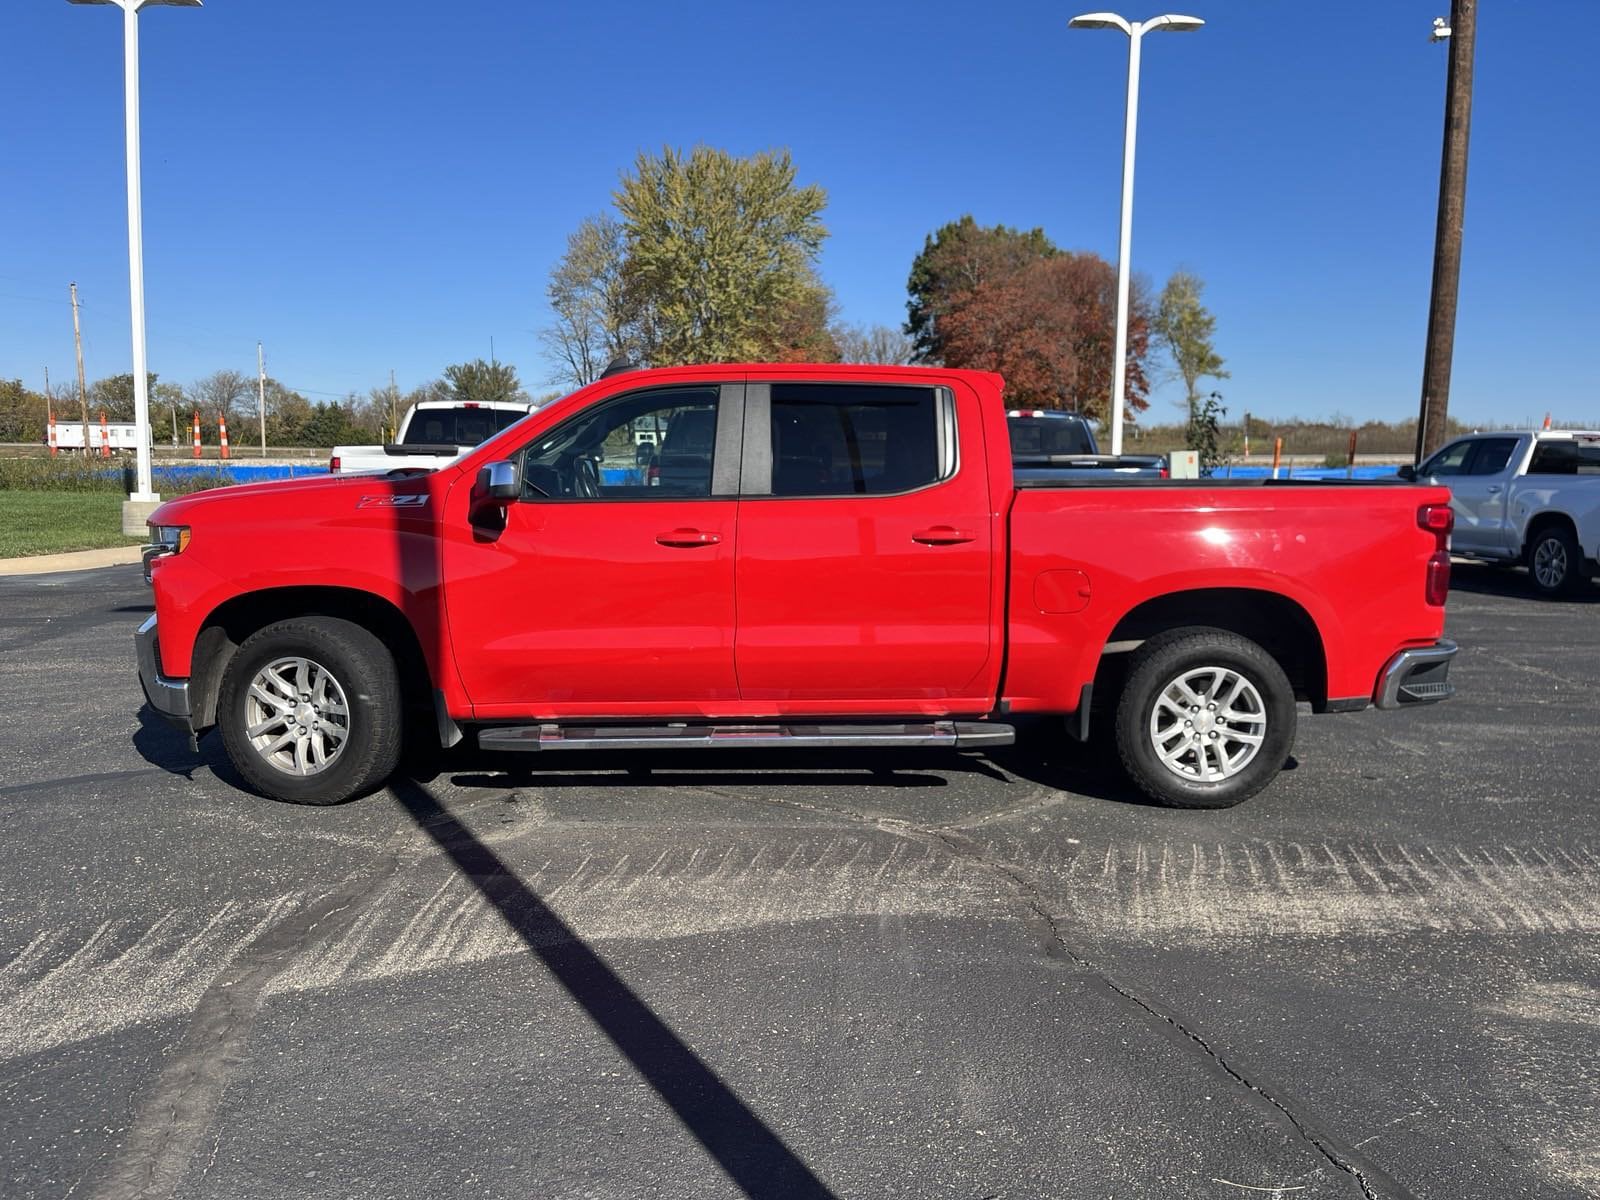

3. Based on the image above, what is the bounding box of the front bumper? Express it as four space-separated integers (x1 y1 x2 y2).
1375 639 1458 708
135 614 193 732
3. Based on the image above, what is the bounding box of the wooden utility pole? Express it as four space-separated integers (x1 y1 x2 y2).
1415 0 1477 464
70 283 90 457
258 341 268 457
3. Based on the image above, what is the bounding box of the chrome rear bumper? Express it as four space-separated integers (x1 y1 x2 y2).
135 614 193 731
1375 639 1458 708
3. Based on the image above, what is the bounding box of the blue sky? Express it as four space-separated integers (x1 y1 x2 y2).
1 0 1595 424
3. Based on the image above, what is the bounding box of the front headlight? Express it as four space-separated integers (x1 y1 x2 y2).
150 525 192 554
143 525 191 585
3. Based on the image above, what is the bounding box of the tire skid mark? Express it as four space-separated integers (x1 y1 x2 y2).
12 831 1597 1066
0 895 298 1060
270 834 996 998
1047 838 1600 940
2 832 1001 1060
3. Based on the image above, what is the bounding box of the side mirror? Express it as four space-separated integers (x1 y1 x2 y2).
1396 464 1417 482
471 460 520 521
480 460 521 500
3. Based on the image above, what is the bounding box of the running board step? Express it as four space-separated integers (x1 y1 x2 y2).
478 721 1015 753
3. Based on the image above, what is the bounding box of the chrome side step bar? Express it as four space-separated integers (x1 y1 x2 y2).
478 720 1015 753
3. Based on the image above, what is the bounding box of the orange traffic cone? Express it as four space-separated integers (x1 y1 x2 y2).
48 412 57 456
219 413 230 460
192 411 202 459
99 410 110 459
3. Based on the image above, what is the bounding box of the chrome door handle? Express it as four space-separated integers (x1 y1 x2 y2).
655 528 721 548
912 526 976 545
1487 486 1502 494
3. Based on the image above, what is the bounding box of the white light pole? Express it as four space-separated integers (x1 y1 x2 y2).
1068 11 1202 456
68 0 201 521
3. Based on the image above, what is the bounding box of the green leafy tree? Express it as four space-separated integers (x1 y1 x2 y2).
443 359 524 406
540 213 639 387
905 216 1057 364
86 373 159 422
1186 390 1228 476
616 146 828 364
1153 270 1228 420
768 270 841 362
300 402 356 448
0 380 47 443
151 381 186 446
261 380 314 445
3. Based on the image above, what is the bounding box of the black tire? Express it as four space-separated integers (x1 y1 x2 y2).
1113 627 1297 809
217 616 402 805
1526 524 1581 597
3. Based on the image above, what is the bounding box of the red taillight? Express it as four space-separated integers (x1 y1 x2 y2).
1159 465 1170 479
1418 504 1454 537
646 464 659 486
1419 505 1453 604
1426 551 1451 605
330 455 341 471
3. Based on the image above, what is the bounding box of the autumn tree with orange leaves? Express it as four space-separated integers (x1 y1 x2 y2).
905 216 1153 421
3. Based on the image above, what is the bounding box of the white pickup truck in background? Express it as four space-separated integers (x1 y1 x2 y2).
330 400 536 475
1403 429 1600 595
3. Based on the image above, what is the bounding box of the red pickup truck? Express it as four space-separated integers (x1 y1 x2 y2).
136 363 1457 809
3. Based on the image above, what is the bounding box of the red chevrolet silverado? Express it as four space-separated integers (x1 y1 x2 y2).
136 364 1457 809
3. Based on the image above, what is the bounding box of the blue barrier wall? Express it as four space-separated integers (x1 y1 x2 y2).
150 464 331 484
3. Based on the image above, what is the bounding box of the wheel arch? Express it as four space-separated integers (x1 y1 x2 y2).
1099 587 1329 710
189 586 433 731
1522 510 1579 559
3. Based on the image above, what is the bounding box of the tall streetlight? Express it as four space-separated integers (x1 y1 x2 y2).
1068 12 1203 456
68 0 201 531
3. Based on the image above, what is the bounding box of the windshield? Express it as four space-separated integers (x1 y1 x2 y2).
401 406 527 446
1008 416 1095 458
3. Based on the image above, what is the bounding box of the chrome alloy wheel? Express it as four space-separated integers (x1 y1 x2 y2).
1533 537 1569 590
1148 666 1267 783
244 656 351 776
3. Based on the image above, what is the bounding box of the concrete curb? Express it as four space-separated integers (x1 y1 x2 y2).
0 545 144 577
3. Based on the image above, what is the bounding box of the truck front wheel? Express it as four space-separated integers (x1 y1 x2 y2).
1113 628 1296 809
217 616 402 805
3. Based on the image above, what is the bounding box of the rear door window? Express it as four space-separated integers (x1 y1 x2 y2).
768 384 941 497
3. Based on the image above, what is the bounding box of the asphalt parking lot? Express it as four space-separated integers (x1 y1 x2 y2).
1 563 1596 1200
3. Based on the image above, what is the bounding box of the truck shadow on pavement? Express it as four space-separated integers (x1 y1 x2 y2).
448 731 1194 812
1449 561 1600 603
389 778 841 1200
134 707 1247 813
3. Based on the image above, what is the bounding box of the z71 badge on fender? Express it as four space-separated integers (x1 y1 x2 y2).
357 495 429 508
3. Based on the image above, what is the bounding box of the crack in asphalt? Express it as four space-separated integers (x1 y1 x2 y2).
736 789 1418 1200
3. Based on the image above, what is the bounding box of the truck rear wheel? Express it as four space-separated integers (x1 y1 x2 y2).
1527 524 1581 597
1113 628 1296 809
217 616 401 805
